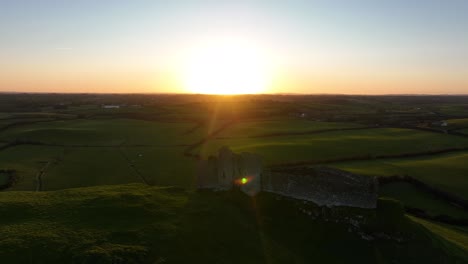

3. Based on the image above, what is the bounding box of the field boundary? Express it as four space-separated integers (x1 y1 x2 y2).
271 147 468 168
0 117 80 133
35 158 60 192
218 125 378 139
402 125 468 138
0 140 189 153
118 147 150 185
184 120 238 158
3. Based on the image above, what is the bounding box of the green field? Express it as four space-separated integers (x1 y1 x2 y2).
0 118 206 191
0 119 200 146
380 182 468 219
0 117 55 128
201 128 468 165
219 119 363 138
0 184 464 263
121 147 196 186
332 151 468 200
0 145 196 191
438 105 468 116
43 147 138 190
447 118 468 128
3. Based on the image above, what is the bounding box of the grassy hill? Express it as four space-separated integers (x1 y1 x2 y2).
0 184 466 263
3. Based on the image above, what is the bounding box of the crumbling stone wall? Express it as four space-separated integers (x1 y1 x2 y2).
217 146 236 190
263 167 378 209
197 147 378 208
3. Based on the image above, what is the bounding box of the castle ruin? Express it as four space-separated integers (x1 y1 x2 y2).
197 146 262 196
197 147 378 209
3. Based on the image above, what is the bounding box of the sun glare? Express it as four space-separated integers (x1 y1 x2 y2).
182 38 271 95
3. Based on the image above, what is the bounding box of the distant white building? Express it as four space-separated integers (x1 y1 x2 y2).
102 105 120 109
431 120 448 127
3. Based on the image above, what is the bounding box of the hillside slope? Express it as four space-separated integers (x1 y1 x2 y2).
0 184 465 263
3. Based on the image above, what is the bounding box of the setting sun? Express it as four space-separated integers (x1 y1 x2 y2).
182 38 271 95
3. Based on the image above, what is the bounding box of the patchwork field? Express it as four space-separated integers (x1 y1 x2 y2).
201 128 468 165
219 119 364 138
0 118 203 191
0 119 200 146
0 94 467 262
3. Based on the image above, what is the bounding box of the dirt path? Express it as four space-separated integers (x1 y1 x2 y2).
182 121 203 135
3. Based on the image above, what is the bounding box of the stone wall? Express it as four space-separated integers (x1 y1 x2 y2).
263 167 378 209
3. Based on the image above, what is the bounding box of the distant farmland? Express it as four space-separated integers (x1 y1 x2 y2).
0 94 467 262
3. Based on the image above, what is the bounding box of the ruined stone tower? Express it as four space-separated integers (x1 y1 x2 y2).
197 146 263 196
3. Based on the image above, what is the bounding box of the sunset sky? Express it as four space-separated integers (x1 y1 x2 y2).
1 0 467 94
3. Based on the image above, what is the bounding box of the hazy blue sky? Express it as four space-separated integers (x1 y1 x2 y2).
1 0 467 94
